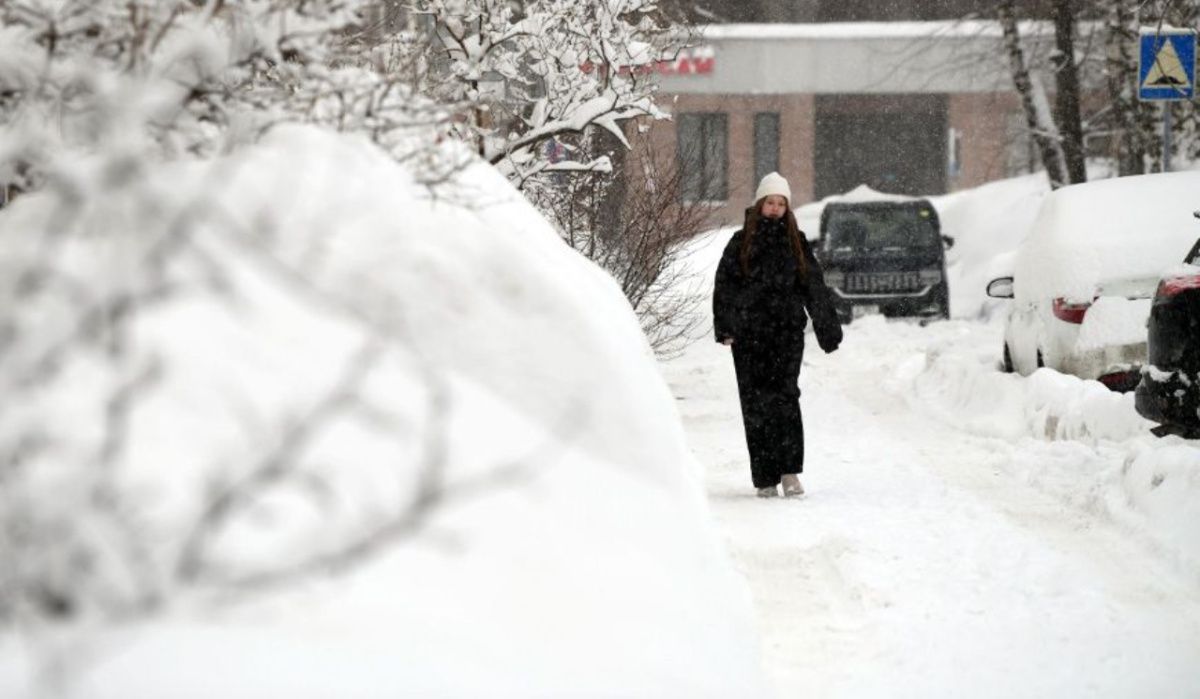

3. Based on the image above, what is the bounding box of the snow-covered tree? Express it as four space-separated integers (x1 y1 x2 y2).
402 0 705 355
411 0 676 187
0 0 451 194
989 0 1200 182
997 0 1071 188
1100 0 1200 174
533 130 710 356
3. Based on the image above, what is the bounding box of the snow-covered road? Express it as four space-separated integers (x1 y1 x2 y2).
662 317 1200 698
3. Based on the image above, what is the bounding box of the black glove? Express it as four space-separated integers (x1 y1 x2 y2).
816 325 842 354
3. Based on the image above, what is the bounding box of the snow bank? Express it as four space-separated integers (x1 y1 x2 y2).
208 125 695 488
894 329 1153 443
1123 444 1200 570
875 316 1200 576
0 126 766 698
928 173 1049 320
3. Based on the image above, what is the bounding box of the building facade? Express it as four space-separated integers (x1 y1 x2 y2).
673 0 1011 23
640 22 1043 225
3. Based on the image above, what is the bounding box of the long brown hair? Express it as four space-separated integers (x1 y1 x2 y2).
740 198 808 278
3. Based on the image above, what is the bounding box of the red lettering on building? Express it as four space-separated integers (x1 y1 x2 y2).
579 47 715 78
689 56 715 74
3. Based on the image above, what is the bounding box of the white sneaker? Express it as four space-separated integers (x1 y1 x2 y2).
756 486 779 498
781 474 804 497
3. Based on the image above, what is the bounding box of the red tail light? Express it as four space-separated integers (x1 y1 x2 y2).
1052 297 1091 324
1097 369 1140 393
1157 274 1200 298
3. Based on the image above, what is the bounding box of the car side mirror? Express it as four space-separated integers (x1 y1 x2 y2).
941 234 956 249
986 276 1014 299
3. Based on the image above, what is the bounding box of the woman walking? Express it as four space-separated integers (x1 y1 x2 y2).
713 172 842 498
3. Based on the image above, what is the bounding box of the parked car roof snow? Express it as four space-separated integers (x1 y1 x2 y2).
1013 171 1200 306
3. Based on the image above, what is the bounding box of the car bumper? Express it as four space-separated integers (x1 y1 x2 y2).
1135 366 1200 429
831 284 947 322
1058 341 1147 383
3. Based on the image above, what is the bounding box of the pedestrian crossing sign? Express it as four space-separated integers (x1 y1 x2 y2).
1139 28 1196 101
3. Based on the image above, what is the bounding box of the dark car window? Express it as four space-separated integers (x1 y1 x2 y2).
824 206 940 251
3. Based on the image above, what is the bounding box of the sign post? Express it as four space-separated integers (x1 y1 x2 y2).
1138 27 1197 172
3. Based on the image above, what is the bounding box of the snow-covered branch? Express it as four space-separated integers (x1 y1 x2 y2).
412 0 675 185
0 0 451 192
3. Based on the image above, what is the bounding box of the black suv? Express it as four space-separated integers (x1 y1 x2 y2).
817 200 953 324
1135 228 1200 438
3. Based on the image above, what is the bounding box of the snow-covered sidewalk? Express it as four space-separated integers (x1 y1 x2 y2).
662 317 1200 698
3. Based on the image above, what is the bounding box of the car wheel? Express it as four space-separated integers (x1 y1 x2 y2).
1002 344 1014 373
1036 350 1045 369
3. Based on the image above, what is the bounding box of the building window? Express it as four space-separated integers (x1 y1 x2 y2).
677 113 728 202
753 112 780 193
946 126 962 179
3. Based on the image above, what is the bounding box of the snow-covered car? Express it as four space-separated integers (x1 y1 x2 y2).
1135 229 1200 437
986 171 1200 390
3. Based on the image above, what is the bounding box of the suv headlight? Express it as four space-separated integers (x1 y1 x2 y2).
919 269 943 285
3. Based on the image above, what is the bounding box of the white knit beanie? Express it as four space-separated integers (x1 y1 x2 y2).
755 171 791 204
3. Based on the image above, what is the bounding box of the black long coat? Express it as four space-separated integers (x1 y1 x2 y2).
712 214 842 488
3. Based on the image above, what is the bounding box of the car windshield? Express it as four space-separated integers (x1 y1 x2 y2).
824 206 940 251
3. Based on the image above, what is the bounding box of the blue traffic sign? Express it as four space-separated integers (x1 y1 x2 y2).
1139 29 1196 101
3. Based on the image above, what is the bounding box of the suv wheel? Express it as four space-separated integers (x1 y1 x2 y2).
1002 344 1014 373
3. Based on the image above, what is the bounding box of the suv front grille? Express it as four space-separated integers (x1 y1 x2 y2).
843 272 925 294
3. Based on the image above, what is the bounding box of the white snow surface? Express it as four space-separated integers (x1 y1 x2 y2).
667 229 1200 697
7 123 1200 698
0 126 766 698
1163 262 1200 278
203 125 691 485
1074 297 1154 352
1014 171 1200 305
930 173 1050 319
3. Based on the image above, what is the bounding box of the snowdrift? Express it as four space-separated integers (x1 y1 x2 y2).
929 173 1049 320
0 126 766 698
873 316 1200 579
